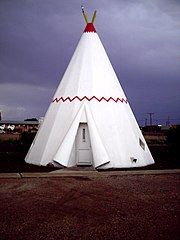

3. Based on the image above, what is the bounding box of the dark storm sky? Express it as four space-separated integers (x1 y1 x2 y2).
0 0 180 125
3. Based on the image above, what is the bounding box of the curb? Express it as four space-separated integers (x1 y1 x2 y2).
0 169 179 179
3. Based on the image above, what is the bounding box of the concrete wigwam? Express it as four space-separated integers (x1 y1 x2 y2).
25 9 154 169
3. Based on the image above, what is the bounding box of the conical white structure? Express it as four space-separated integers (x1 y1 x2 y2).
25 13 154 169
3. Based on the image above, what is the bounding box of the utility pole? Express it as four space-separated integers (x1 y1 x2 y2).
166 116 170 126
145 118 148 126
147 113 154 126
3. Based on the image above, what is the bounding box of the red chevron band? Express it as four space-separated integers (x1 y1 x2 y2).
52 96 128 104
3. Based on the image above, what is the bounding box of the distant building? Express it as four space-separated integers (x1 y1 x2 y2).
0 120 39 134
141 125 173 145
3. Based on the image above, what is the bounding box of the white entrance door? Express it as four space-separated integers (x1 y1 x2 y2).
76 123 93 166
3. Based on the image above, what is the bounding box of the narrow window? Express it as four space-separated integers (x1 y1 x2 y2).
139 138 145 150
82 128 86 142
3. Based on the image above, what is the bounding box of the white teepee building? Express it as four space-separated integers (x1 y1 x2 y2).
25 10 154 169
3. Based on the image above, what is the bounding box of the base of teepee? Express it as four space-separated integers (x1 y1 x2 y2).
63 166 96 171
50 165 97 174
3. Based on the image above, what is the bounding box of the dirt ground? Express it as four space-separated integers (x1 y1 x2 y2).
0 174 179 240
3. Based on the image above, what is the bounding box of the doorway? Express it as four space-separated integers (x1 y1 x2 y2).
76 123 93 166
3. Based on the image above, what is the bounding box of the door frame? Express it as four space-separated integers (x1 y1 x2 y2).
76 123 93 166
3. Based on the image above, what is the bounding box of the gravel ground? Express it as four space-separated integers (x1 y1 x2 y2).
0 174 179 240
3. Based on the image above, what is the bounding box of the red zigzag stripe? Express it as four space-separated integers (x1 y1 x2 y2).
52 96 128 104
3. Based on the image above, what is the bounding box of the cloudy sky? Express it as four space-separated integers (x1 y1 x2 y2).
0 0 180 126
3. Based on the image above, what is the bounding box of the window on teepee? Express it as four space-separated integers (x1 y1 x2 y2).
139 138 145 150
83 128 86 142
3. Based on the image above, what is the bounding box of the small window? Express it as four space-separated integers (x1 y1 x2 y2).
139 138 145 150
82 128 86 142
